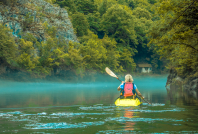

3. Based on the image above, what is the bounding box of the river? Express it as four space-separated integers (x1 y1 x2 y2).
0 75 198 133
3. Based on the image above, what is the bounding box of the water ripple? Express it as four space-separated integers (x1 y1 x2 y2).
50 112 112 117
142 103 165 106
79 106 116 111
25 121 105 129
105 117 183 123
128 108 184 113
98 130 142 134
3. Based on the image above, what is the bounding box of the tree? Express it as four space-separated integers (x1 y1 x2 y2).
17 39 39 73
148 0 198 76
80 31 107 70
98 0 108 16
101 4 137 48
86 12 101 35
133 7 152 20
55 0 77 14
0 24 17 65
74 0 97 15
72 12 89 37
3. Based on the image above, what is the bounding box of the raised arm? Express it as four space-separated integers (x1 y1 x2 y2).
117 81 124 91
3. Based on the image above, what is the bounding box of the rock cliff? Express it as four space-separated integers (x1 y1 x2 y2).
0 0 78 42
166 68 198 105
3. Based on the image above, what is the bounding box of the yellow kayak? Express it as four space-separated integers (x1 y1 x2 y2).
115 97 142 106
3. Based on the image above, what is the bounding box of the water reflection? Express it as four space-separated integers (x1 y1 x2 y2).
124 109 135 131
0 76 167 108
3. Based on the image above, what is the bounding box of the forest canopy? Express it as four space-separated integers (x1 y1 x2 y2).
148 0 198 77
1 0 197 79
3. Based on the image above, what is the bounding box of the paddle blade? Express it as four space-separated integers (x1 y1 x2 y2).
105 67 118 78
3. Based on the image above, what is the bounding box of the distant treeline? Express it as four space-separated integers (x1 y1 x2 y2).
1 0 196 79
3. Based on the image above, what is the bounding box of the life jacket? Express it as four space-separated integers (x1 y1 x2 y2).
123 82 134 97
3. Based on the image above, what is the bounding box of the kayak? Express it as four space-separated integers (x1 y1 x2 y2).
115 97 142 106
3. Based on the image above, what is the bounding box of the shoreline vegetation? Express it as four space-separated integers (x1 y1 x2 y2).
0 68 168 82
0 0 168 82
0 0 197 85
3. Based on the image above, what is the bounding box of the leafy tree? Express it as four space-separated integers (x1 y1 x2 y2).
44 0 56 4
86 12 101 35
17 39 39 72
133 17 153 63
101 34 121 72
71 12 89 37
74 0 97 15
55 0 77 14
80 31 107 70
133 0 151 11
101 4 137 48
43 21 57 38
0 24 17 65
119 48 136 72
98 0 108 16
23 13 34 31
133 7 152 20
65 41 84 72
0 0 17 6
147 0 157 4
148 0 198 76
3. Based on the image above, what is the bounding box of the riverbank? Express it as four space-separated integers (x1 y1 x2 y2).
0 69 168 83
166 68 198 105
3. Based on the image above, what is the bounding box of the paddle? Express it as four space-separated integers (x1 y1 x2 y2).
105 67 151 105
142 98 151 105
105 67 122 82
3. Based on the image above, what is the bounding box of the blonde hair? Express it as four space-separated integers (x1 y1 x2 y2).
125 74 133 82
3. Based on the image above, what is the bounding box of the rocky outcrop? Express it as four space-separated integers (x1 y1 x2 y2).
0 0 78 42
166 68 198 105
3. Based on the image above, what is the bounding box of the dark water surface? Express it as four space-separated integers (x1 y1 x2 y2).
0 76 198 133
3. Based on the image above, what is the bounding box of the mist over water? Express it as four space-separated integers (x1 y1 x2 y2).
0 75 168 108
1 75 198 133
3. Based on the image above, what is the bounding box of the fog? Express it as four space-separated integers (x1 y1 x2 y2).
0 74 168 108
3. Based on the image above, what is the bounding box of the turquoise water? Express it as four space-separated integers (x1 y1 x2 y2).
0 76 198 133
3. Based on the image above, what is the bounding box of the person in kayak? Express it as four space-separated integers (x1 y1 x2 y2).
117 74 144 99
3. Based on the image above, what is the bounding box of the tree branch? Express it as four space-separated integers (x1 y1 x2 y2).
171 42 198 52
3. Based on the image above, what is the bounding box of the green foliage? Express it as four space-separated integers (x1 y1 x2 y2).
80 31 107 70
98 0 108 16
56 0 77 14
17 39 39 72
133 7 152 20
147 0 157 4
43 21 57 38
0 0 17 6
101 4 137 47
23 13 34 31
0 0 166 79
55 0 161 74
80 31 122 72
0 24 17 64
44 0 56 4
101 34 121 72
134 17 153 49
119 48 136 72
74 0 97 15
72 12 89 37
86 12 100 35
148 0 198 76
65 41 84 69
133 0 151 10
